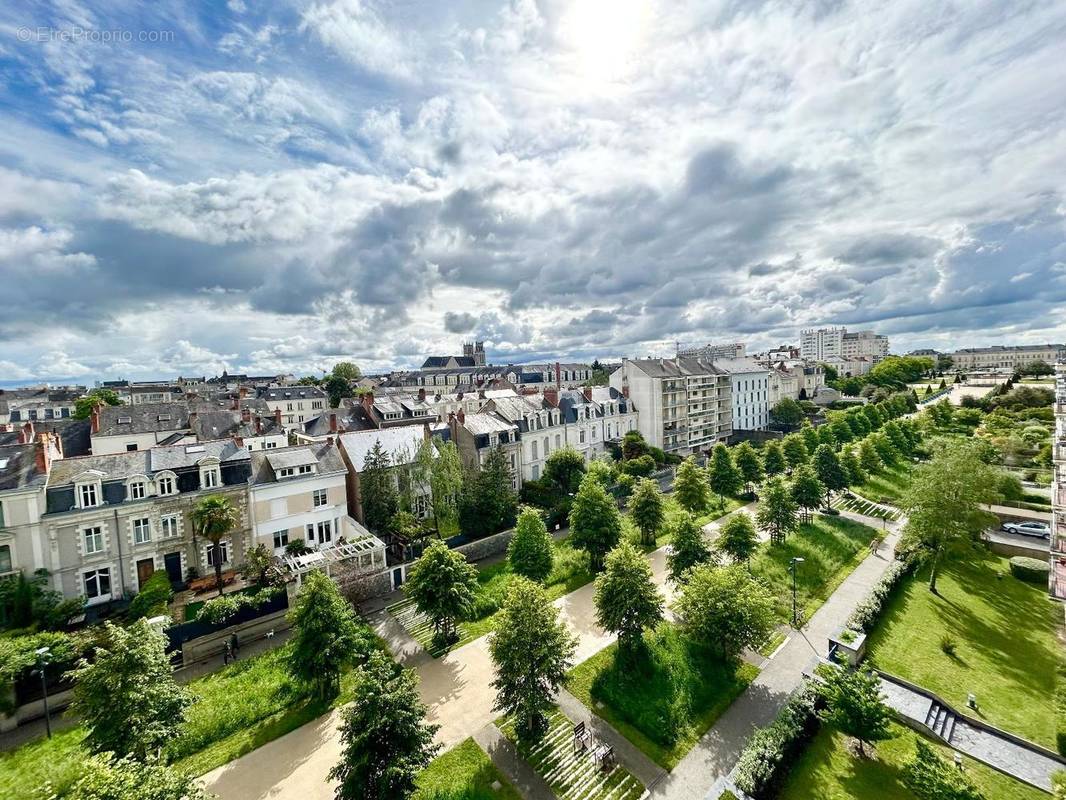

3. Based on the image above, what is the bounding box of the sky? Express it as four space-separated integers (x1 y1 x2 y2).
0 0 1065 383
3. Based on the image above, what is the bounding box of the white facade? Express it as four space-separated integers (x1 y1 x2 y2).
714 359 770 431
841 330 889 362
952 344 1066 372
801 326 888 363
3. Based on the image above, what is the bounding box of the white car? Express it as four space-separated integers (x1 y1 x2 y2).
1001 521 1051 539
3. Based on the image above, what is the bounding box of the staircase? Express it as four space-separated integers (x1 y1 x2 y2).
924 700 958 743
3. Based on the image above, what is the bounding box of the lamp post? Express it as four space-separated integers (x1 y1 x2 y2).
34 646 52 739
789 557 805 629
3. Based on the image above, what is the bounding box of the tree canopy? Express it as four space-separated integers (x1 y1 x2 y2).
733 441 764 496
675 563 776 661
542 446 587 495
756 476 798 545
568 471 622 572
627 478 665 546
817 662 895 758
770 397 805 428
594 541 663 659
707 443 742 506
667 511 715 583
74 388 124 419
717 511 761 563
405 540 479 645
790 465 824 523
508 506 554 582
190 494 240 597
673 456 710 513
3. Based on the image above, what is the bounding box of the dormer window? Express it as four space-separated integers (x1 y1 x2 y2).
200 464 221 489
129 480 147 501
157 414 171 422
78 481 100 508
156 474 175 496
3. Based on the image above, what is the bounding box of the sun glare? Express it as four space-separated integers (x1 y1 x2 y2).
559 0 652 90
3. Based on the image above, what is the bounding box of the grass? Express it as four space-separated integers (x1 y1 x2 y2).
867 551 1062 749
413 738 522 800
750 515 880 625
852 464 914 504
566 624 759 769
831 493 901 521
780 723 1048 800
0 726 85 799
498 707 645 799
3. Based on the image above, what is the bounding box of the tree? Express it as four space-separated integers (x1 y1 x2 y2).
829 417 854 446
459 448 519 537
858 438 883 474
756 476 798 545
622 430 649 460
429 439 464 534
707 444 742 507
862 403 884 431
783 434 809 468
330 651 439 800
770 397 805 429
882 420 913 456
508 507 554 582
813 444 848 507
594 542 663 659
1021 359 1053 377
667 511 714 583
331 361 362 381
73 388 123 419
489 578 576 743
717 511 761 563
239 543 280 588
870 432 899 467
801 425 821 454
66 753 208 800
627 478 665 547
841 448 867 486
817 662 895 758
361 441 400 537
542 446 587 495
289 570 372 700
568 472 622 572
405 540 479 645
790 465 824 523
323 374 353 408
733 442 764 497
69 620 192 761
902 739 985 800
190 494 240 596
675 564 776 661
899 440 999 593
762 441 787 478
673 456 710 513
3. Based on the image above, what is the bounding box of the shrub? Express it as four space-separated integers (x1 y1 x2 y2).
845 557 914 633
733 681 821 798
196 586 283 625
127 571 173 621
620 454 655 477
1009 556 1051 584
939 634 957 657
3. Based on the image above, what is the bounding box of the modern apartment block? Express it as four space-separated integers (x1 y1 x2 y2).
610 358 731 456
951 344 1066 372
800 326 889 363
1051 364 1066 600
714 358 770 431
676 341 747 360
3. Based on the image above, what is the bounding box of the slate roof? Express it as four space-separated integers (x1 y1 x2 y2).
47 439 249 485
257 386 326 401
148 440 248 471
0 444 46 491
265 448 320 471
33 419 92 457
250 442 346 485
624 357 727 378
339 425 428 470
95 402 190 436
461 413 517 436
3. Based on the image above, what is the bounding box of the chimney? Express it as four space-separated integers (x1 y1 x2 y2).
231 395 240 411
582 386 593 402
34 433 51 475
326 435 334 447
417 387 426 402
241 406 251 423
239 385 248 399
361 392 375 413
330 412 338 433
255 415 263 434
555 361 561 388
622 385 630 399
0 423 7 433
457 408 466 425
188 411 198 432
19 421 34 445
232 434 244 448
90 404 101 434
274 408 282 426
543 387 558 407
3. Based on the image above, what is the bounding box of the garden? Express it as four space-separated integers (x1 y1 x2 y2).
412 738 521 800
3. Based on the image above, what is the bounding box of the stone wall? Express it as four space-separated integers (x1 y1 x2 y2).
178 608 291 665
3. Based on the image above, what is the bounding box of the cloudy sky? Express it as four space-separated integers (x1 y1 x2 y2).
1 0 1065 383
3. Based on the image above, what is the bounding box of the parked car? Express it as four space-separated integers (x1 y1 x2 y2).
1001 521 1051 539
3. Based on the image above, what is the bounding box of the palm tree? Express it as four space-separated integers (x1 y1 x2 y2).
191 494 241 596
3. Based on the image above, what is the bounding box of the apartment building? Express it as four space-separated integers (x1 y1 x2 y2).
447 411 522 491
337 425 433 527
90 402 195 454
247 442 354 556
841 330 889 362
677 342 747 360
1050 365 1066 600
766 365 801 405
610 358 731 456
42 439 252 603
0 387 82 425
800 327 888 363
951 344 1066 372
714 358 770 431
0 432 61 581
479 394 562 482
257 386 328 427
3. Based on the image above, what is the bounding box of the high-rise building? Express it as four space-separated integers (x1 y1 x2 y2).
677 341 747 360
800 326 888 363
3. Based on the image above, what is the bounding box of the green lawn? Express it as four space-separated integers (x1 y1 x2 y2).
852 464 914 505
566 624 758 769
780 723 1047 800
0 726 86 799
867 552 1062 749
414 738 522 800
750 515 880 625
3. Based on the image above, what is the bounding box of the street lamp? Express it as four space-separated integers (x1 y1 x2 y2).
789 558 805 629
34 646 52 739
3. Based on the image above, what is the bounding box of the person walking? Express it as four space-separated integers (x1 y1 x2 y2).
229 632 240 657
222 640 232 665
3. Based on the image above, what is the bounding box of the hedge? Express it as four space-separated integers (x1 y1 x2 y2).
845 556 914 634
197 586 284 625
1008 556 1051 584
732 681 821 799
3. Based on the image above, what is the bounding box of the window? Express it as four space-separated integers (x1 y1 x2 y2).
129 481 146 500
126 443 138 452
201 467 220 488
78 482 99 508
206 540 228 567
531 440 538 460
157 475 174 495
84 568 111 600
265 441 278 449
0 545 10 573
298 464 313 474
83 526 104 554
317 520 333 543
313 488 328 508
579 429 586 444
555 434 561 449
532 464 540 480
161 515 179 538
306 523 315 543
133 518 151 544
273 530 289 549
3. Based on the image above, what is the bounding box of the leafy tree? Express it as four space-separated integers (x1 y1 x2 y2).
762 441 787 478
627 478 665 546
489 578 576 743
323 374 353 408
899 440 1000 593
288 570 372 700
73 388 123 419
594 542 663 659
405 540 479 645
667 511 715 583
331 361 362 381
70 620 192 761
361 441 400 537
801 425 821 454
813 444 849 506
1020 359 1053 377
66 753 207 800
675 564 776 661
673 457 710 513
127 572 172 621
543 446 587 495
586 457 617 489
829 417 854 446
846 410 871 437
0 569 82 631
508 507 554 582
790 465 825 523
817 662 895 758
841 448 867 486
707 444 742 507
330 651 439 800
867 355 934 387
882 420 913 456
770 397 805 428
861 403 884 430
817 424 837 449
733 442 764 497
191 494 240 596
429 439 464 534
622 430 649 460
902 739 985 800
568 472 622 572
870 432 899 466
459 448 519 537
239 543 280 588
858 438 883 474
756 476 798 545
782 434 809 468
718 511 761 563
